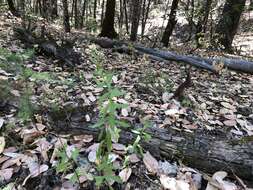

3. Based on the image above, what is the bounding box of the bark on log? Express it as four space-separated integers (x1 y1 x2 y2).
92 38 253 74
52 122 253 186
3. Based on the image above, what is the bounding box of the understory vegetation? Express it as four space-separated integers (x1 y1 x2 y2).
0 0 253 189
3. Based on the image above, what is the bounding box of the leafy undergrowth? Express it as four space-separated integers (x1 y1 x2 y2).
0 13 253 190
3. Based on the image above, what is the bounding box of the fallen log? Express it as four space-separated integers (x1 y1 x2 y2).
48 107 253 186
92 38 253 74
13 27 82 67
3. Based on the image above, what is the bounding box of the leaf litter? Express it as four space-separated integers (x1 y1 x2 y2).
0 13 252 190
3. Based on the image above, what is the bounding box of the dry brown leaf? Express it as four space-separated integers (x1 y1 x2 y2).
0 118 4 129
35 123 47 131
206 171 238 190
0 156 10 164
220 102 236 111
30 164 48 177
0 168 13 181
121 108 129 117
165 108 179 116
160 175 190 190
113 143 126 151
88 150 96 163
34 138 52 161
129 154 140 163
10 90 20 97
73 135 93 143
50 138 68 163
119 168 132 183
223 120 237 127
86 143 99 153
143 152 159 174
182 124 198 130
0 137 5 154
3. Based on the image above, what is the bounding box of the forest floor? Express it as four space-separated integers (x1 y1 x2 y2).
0 12 253 190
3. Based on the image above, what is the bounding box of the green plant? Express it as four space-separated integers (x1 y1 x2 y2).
0 48 36 122
1 183 15 190
55 144 91 184
181 97 193 108
17 88 34 122
85 18 98 33
56 145 79 174
91 47 129 189
127 121 151 156
140 69 173 94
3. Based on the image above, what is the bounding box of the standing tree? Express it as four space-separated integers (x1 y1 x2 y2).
161 0 180 47
123 0 129 33
7 0 20 17
195 0 212 47
62 0 71 32
51 0 58 19
250 0 253 10
213 0 246 51
93 0 97 19
130 0 141 41
99 0 118 38
141 0 152 37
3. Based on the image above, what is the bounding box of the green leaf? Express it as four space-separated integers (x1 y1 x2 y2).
110 88 124 98
116 120 130 128
91 120 104 128
94 176 105 187
131 129 141 135
71 148 79 162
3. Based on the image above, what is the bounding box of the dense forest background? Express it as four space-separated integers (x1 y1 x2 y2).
2 0 253 53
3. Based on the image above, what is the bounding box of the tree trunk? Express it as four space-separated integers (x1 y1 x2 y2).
74 0 79 29
130 0 141 41
119 0 123 29
249 0 253 10
7 0 20 17
18 0 25 16
51 0 58 19
62 0 71 33
195 0 212 47
213 0 246 51
141 0 151 37
93 0 97 19
123 0 129 33
100 0 105 25
80 0 86 28
161 0 180 47
99 0 118 39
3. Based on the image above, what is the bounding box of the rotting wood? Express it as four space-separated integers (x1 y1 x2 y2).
48 107 253 186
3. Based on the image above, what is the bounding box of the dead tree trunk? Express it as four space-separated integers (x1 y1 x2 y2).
49 109 253 186
91 37 253 74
